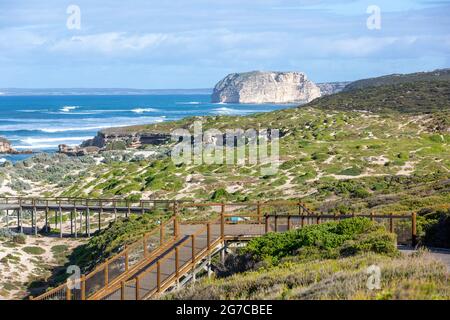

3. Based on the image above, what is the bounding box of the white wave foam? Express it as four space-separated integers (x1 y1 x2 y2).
60 106 79 112
131 108 158 114
0 116 166 132
18 109 47 113
0 158 6 163
212 107 255 115
20 136 92 145
176 101 201 105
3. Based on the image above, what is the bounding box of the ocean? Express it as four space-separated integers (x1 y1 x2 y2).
0 94 292 162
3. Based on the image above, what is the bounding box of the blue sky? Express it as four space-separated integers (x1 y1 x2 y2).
0 0 449 88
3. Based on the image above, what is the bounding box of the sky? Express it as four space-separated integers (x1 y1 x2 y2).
0 0 449 88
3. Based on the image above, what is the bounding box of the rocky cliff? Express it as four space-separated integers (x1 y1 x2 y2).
0 137 32 154
0 137 13 153
211 71 321 104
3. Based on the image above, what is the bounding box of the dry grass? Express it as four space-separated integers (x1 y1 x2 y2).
165 251 449 300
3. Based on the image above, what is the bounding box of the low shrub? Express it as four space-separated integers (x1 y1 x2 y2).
241 218 396 264
418 208 450 248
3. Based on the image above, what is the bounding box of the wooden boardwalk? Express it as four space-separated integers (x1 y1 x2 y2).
25 197 417 301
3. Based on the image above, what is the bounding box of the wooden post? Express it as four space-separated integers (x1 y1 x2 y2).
141 200 145 215
301 215 305 228
98 205 102 232
220 203 225 239
157 261 161 292
127 200 130 218
160 221 165 244
86 207 90 237
120 281 125 300
298 200 302 215
265 215 269 234
45 207 50 232
175 247 179 279
135 277 140 300
18 199 23 233
370 211 374 222
81 276 86 300
143 236 148 258
33 201 37 236
59 205 63 238
389 216 394 233
287 215 291 231
5 209 8 230
317 214 321 225
74 208 77 238
173 202 179 238
66 285 71 300
70 208 73 236
125 250 129 271
191 235 195 264
79 210 83 237
104 264 109 287
114 200 117 221
207 223 211 250
257 201 261 223
412 212 417 247
45 201 48 230
274 215 278 232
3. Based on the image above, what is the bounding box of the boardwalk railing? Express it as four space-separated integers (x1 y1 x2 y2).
0 197 190 237
32 216 178 300
29 199 420 300
102 217 224 300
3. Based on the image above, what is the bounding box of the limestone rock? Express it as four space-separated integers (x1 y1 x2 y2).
211 71 321 104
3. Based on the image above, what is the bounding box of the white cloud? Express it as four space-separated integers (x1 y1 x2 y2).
50 32 169 54
0 28 47 50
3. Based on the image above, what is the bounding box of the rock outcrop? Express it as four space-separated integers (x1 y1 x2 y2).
211 71 321 104
58 144 100 156
0 137 13 153
0 137 33 154
81 132 172 149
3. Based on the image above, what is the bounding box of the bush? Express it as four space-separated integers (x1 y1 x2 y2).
69 213 163 272
210 188 230 201
339 167 363 176
339 230 398 257
418 209 450 248
22 246 45 255
242 218 396 264
12 234 26 244
242 217 395 263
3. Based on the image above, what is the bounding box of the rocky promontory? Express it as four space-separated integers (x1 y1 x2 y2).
0 137 33 154
211 71 321 104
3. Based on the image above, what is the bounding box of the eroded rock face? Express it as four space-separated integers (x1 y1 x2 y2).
211 71 321 104
0 137 13 153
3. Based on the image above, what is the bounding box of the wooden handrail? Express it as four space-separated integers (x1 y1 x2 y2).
28 196 434 301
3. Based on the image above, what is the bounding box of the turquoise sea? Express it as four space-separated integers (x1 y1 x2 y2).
0 93 291 162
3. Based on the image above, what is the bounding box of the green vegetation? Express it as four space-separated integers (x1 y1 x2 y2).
68 213 164 272
166 218 448 300
417 208 450 248
166 252 449 300
343 68 450 91
22 246 45 255
241 218 397 265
